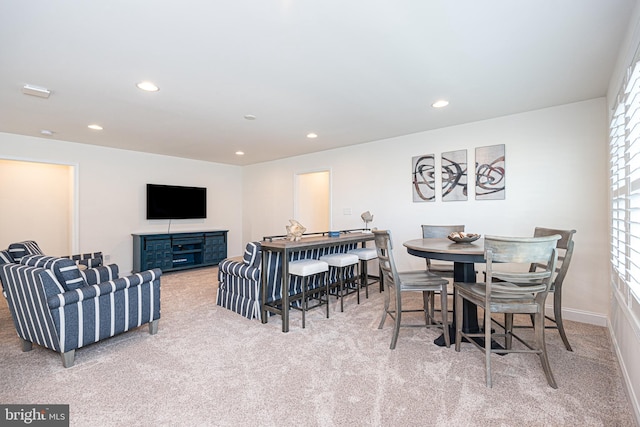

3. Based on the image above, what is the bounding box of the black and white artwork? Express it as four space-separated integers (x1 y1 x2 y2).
441 149 468 201
475 144 505 200
412 154 436 202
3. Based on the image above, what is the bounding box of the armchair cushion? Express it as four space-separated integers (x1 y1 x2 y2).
0 250 12 265
48 269 159 309
64 252 103 268
8 240 43 262
80 264 119 285
243 242 261 267
21 255 87 291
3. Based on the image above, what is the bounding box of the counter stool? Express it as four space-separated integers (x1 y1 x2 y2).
288 259 329 328
347 247 379 299
320 253 360 312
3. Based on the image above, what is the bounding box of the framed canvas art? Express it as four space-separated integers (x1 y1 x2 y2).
412 154 436 202
475 144 505 200
441 149 468 201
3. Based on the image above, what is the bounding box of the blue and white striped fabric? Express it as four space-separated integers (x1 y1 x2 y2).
64 252 103 268
21 255 87 291
216 241 358 320
0 250 13 265
0 262 161 356
243 242 261 267
80 264 119 285
8 241 43 262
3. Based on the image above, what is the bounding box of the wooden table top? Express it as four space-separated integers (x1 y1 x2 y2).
403 238 485 263
261 232 374 251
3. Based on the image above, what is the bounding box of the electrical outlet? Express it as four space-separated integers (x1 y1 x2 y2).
104 254 110 262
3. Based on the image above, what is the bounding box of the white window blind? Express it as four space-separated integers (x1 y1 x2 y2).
610 59 640 311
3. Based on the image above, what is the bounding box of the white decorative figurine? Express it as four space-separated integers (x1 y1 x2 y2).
286 219 306 241
361 211 373 232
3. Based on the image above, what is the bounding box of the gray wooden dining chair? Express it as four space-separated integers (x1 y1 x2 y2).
420 224 465 277
489 227 577 351
420 225 465 320
373 229 450 349
454 234 560 388
527 227 576 351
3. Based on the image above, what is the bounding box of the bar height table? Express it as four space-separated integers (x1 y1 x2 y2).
261 232 375 332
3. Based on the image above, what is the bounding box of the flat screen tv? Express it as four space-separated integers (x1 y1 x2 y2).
146 184 207 220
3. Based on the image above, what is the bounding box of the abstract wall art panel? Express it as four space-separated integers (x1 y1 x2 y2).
412 154 436 202
475 144 505 200
441 149 468 201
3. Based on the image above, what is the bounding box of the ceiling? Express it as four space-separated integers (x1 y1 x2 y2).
0 1 635 166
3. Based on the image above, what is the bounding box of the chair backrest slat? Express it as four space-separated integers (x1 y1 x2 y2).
372 230 399 292
485 235 560 291
530 227 576 289
421 225 465 238
484 235 560 264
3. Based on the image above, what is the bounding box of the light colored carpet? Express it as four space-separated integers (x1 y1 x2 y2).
0 267 635 427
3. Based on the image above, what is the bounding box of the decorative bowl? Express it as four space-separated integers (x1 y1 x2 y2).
447 232 481 243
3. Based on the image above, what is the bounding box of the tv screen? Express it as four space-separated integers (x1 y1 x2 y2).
146 184 207 220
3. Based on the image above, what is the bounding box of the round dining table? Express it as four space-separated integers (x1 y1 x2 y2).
403 237 486 347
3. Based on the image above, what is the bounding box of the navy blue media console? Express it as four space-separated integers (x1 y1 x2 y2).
132 230 228 273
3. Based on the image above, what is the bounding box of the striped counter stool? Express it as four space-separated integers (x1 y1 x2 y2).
348 247 379 299
289 259 329 328
320 253 360 312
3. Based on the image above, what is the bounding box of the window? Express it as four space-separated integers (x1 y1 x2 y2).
610 59 640 311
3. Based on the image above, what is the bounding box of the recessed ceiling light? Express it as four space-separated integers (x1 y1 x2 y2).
22 84 51 98
136 81 159 92
432 100 449 108
88 124 103 131
235 151 245 156
244 114 256 120
307 133 318 139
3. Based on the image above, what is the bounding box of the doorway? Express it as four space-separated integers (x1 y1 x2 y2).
0 159 75 255
294 170 331 233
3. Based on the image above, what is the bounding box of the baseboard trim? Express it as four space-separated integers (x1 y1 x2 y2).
546 304 608 327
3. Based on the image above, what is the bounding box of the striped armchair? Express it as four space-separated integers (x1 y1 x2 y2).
216 241 358 320
3 240 104 268
0 254 161 367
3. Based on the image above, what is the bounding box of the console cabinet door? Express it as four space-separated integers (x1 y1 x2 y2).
143 237 173 271
203 232 227 265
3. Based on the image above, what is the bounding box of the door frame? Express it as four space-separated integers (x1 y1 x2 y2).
293 168 332 233
0 155 79 253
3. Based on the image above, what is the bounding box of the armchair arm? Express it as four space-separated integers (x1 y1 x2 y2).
64 252 103 268
81 264 119 285
48 268 162 309
218 258 260 280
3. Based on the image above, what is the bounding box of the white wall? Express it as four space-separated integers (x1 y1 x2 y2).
244 98 609 324
0 132 244 273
